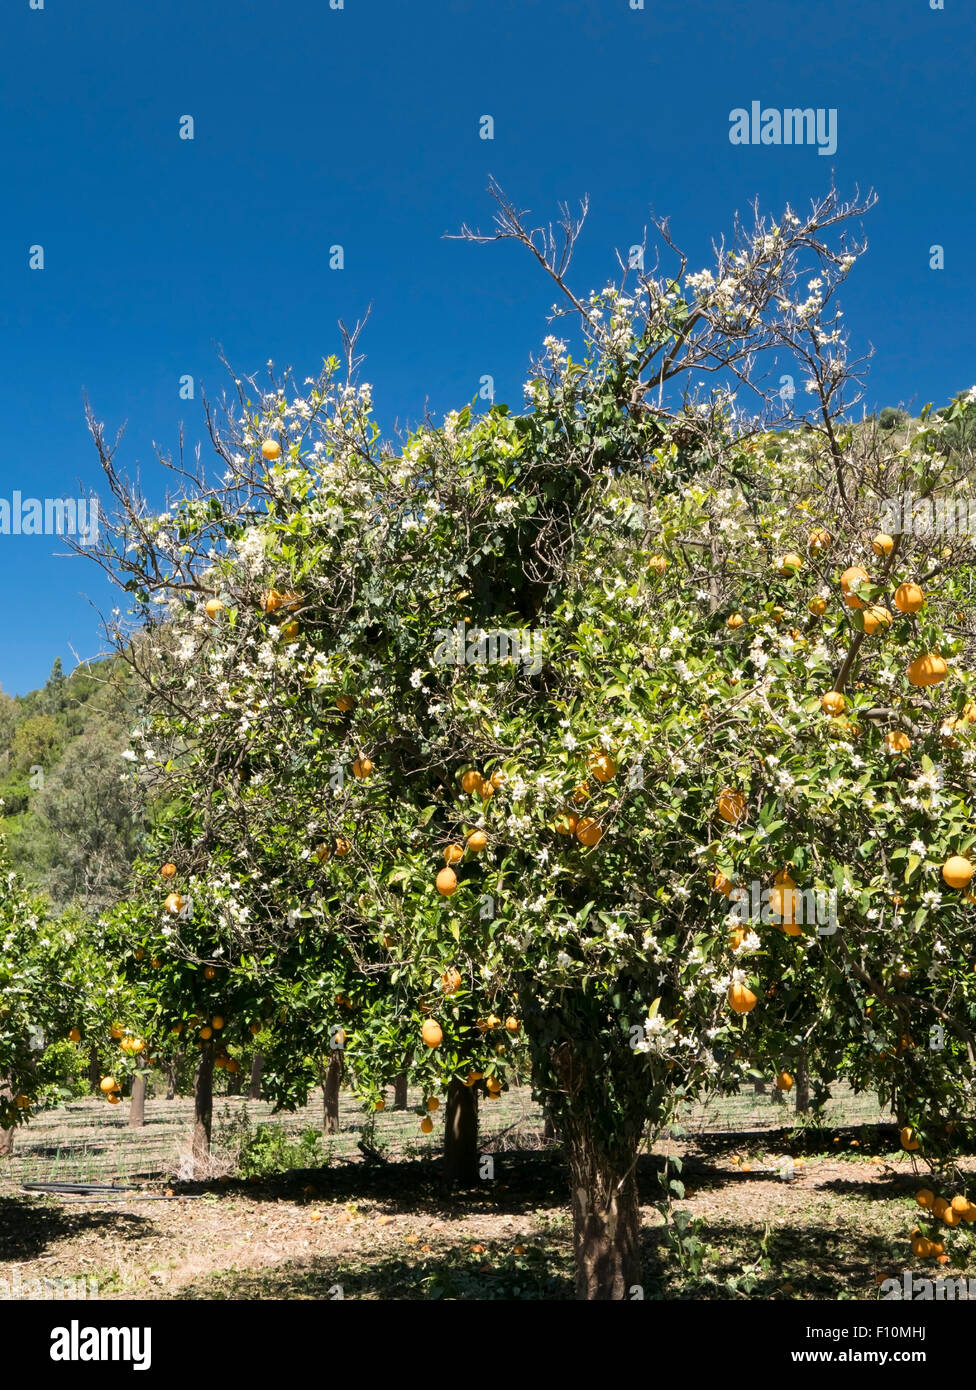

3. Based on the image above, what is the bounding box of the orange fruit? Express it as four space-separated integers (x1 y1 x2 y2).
588 752 617 783
862 604 892 635
906 653 947 687
336 694 355 713
840 566 870 609
942 856 974 890
504 1016 520 1034
894 582 924 614
916 1189 935 1209
950 1195 970 1213
885 730 911 752
421 1019 443 1049
808 596 828 616
280 620 300 643
727 613 745 629
68 1027 82 1043
489 769 507 789
710 869 733 896
443 843 464 865
260 588 285 612
575 818 603 847
249 1023 261 1036
212 1016 225 1030
872 533 895 557
728 982 757 1014
426 1097 440 1112
199 1026 213 1041
110 1023 123 1039
776 553 804 576
335 838 351 857
352 757 373 779
99 1076 118 1094
107 1094 121 1105
435 867 458 897
554 812 578 835
441 967 462 995
204 966 217 981
420 1116 434 1134
161 862 177 879
460 770 484 795
775 1071 794 1091
204 598 225 621
717 788 746 824
808 528 831 552
164 892 184 915
820 691 845 715
314 842 332 863
648 555 668 575
374 1100 386 1112
900 1125 920 1152
261 440 281 460
466 830 488 853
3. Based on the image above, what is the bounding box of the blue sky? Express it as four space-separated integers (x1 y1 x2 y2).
1 0 972 694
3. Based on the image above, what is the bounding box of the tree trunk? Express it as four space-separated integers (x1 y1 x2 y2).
443 1079 479 1186
795 1053 810 1114
128 1059 146 1128
227 1065 243 1096
393 1072 408 1110
322 1052 342 1134
753 1078 767 1095
166 1057 178 1101
248 1053 265 1102
564 1119 641 1300
0 1076 14 1157
544 1114 557 1142
192 1048 214 1168
87 1046 101 1095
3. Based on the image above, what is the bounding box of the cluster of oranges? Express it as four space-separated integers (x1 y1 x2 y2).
912 1189 976 1259
553 750 617 848
435 819 491 897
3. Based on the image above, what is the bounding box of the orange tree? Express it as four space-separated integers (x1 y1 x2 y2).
82 184 976 1296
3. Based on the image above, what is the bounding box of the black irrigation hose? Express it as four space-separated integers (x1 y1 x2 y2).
20 1181 196 1200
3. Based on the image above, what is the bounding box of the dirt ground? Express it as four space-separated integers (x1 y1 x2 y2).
2 1092 971 1299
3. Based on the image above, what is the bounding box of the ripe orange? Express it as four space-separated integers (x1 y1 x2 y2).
588 752 617 783
421 1019 443 1049
466 830 488 852
261 440 281 460
943 1206 962 1227
204 598 225 621
862 604 892 635
505 1016 520 1034
717 788 746 824
489 769 507 789
916 1189 935 1209
808 528 831 552
68 1027 82 1043
894 582 924 614
727 613 745 629
808 596 828 616
569 781 590 805
99 1076 118 1094
435 867 458 897
212 1016 225 1030
460 769 484 795
648 555 668 575
260 588 285 612
110 1023 123 1039
840 566 870 609
204 966 217 981
199 1026 213 1041
728 982 757 1014
942 856 974 890
336 694 355 713
775 1071 794 1091
160 862 177 879
164 892 184 915
374 1100 386 1112
575 818 603 847
710 869 733 896
872 533 895 557
906 653 947 687
441 967 462 995
280 620 300 643
900 1125 920 1152
820 691 845 715
352 757 373 779
107 1094 121 1105
444 843 464 865
420 1116 434 1134
426 1097 440 1112
314 842 332 863
776 553 804 576
950 1194 970 1213
885 730 911 753
554 812 578 835
335 838 351 857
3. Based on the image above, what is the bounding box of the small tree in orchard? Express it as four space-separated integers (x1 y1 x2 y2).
85 184 976 1297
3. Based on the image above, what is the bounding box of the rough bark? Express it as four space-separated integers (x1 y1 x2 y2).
128 1059 147 1128
87 1046 101 1096
166 1057 178 1101
322 1051 342 1134
393 1072 409 1110
564 1119 641 1300
248 1052 265 1102
0 1076 14 1157
443 1079 479 1186
192 1048 214 1168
